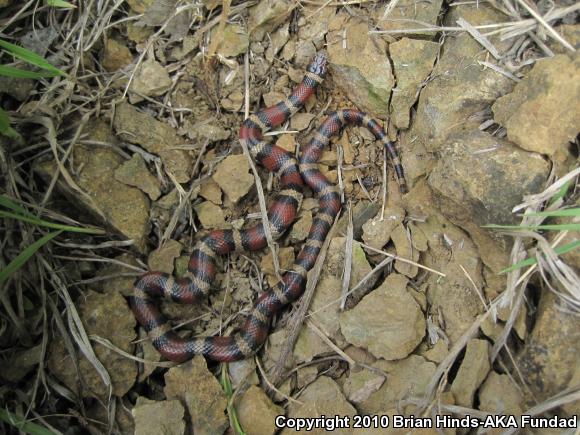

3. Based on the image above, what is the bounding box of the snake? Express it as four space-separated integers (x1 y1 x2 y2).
130 51 408 362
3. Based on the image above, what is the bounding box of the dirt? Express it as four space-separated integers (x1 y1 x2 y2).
0 1 579 434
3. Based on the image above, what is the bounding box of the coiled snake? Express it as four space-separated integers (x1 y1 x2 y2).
131 51 408 362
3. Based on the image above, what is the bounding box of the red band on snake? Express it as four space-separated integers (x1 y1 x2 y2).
130 51 408 362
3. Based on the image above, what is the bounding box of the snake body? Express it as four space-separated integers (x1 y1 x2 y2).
131 51 407 362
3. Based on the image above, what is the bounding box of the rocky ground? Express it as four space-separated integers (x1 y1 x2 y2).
0 0 579 434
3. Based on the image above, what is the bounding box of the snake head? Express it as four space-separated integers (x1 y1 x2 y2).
307 50 329 78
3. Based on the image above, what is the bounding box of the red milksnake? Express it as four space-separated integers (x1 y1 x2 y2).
130 51 408 362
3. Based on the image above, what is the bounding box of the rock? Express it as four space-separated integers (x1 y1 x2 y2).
114 103 192 183
228 359 259 388
126 0 154 14
492 54 580 156
283 377 356 435
236 386 283 435
212 154 254 204
276 134 297 153
428 129 550 272
422 339 448 364
343 369 386 404
361 206 405 250
132 397 185 435
0 345 42 383
355 355 436 414
248 0 295 42
337 201 381 240
294 40 317 69
297 5 333 51
265 23 290 62
410 4 514 153
374 0 444 37
391 223 419 278
47 290 137 399
194 201 228 229
199 179 222 204
478 372 523 416
324 237 378 306
389 38 439 129
129 57 172 99
214 24 249 57
102 38 133 72
327 17 394 118
186 121 230 142
114 153 162 200
164 356 228 435
221 90 244 112
290 112 315 131
517 289 580 410
339 274 425 360
289 210 312 243
36 122 150 251
450 339 490 407
261 247 295 286
148 239 182 273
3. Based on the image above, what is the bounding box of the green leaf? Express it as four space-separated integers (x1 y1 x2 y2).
483 223 580 232
524 207 580 218
0 39 64 75
0 408 55 435
549 181 571 207
500 240 580 274
0 194 35 217
0 107 21 140
0 64 60 79
0 210 104 234
0 230 63 285
47 0 77 8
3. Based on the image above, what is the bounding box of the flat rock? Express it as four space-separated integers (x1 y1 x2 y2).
374 0 444 37
114 103 192 183
517 289 580 411
147 239 182 273
164 356 228 435
391 223 419 278
361 206 405 250
337 200 381 240
389 38 439 129
199 178 222 204
290 112 315 131
289 210 312 243
450 338 490 407
194 201 227 229
228 359 259 388
248 0 295 42
354 355 437 415
132 397 185 435
114 153 162 200
409 4 514 154
339 274 425 360
492 54 580 156
212 154 254 204
37 120 150 251
478 372 523 416
215 24 249 57
236 386 283 435
327 17 394 118
428 129 550 272
47 290 137 399
129 57 172 99
283 377 356 435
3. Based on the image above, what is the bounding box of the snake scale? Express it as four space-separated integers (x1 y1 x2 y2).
130 51 408 362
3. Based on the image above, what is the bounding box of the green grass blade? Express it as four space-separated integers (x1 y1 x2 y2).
549 181 571 207
0 39 64 75
220 365 247 435
0 210 104 234
0 64 60 79
0 409 55 435
47 0 77 7
0 230 63 285
0 107 21 140
524 207 580 218
0 194 37 217
483 223 580 232
500 240 580 274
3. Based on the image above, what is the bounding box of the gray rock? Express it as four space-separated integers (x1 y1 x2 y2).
374 0 444 37
212 154 254 204
164 356 228 435
428 129 550 272
194 201 228 229
339 274 425 360
361 206 405 250
478 372 523 416
132 398 185 435
114 153 162 200
248 0 295 42
327 18 394 118
129 57 172 99
147 239 182 273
